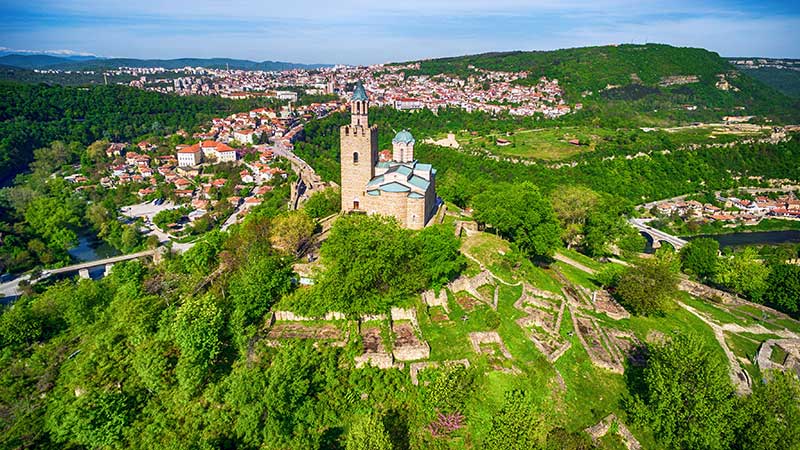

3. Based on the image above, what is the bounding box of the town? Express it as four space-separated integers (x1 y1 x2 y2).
646 189 800 226
61 97 342 242
36 62 576 118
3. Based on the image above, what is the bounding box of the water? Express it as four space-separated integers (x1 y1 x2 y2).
688 230 800 249
641 229 800 253
68 235 120 263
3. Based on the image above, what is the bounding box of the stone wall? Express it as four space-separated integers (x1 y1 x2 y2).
448 270 494 304
679 279 740 303
390 307 419 326
392 342 431 361
469 331 513 359
272 310 346 322
422 289 449 312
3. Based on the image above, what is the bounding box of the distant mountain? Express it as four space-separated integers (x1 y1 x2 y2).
0 54 85 69
726 57 800 99
396 43 800 123
0 54 330 71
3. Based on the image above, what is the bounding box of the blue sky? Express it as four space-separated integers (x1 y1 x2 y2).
1 0 798 64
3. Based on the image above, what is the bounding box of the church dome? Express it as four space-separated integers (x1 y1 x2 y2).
352 81 368 101
392 129 415 144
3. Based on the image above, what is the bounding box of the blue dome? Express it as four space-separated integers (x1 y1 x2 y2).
352 81 368 101
392 129 415 144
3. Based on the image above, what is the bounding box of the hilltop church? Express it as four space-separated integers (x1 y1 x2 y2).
340 82 439 229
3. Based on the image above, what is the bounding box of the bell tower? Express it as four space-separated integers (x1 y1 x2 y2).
340 81 378 212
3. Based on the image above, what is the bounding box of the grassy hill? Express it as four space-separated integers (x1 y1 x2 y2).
399 44 800 123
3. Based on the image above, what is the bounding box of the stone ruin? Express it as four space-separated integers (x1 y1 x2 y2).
447 270 495 307
571 312 642 374
469 331 519 373
353 308 432 368
422 288 450 313
354 323 394 369
679 278 740 304
513 283 571 363
584 414 641 450
390 308 431 361
262 311 350 348
756 339 800 378
591 289 630 320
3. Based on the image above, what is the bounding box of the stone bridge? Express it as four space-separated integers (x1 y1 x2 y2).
628 218 688 250
1 248 163 301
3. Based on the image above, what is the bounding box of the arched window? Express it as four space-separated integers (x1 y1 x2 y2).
353 152 359 164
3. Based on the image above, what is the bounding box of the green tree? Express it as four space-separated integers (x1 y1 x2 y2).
24 195 81 251
303 187 341 219
172 294 224 394
679 238 719 279
311 215 426 314
615 257 678 315
45 391 134 448
228 252 294 348
762 264 800 316
737 371 800 450
551 185 599 248
416 224 466 288
0 301 42 347
627 333 737 449
484 390 549 450
472 181 561 259
713 248 770 301
347 413 393 450
270 210 315 255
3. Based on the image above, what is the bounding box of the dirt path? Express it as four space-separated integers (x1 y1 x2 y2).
553 253 597 275
678 301 752 395
461 250 522 287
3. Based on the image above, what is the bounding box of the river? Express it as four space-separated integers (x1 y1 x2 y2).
687 230 800 249
642 229 800 253
68 235 120 263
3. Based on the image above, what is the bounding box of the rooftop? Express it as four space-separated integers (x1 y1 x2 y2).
393 129 415 144
353 81 369 101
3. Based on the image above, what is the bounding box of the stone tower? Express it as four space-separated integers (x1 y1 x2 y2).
392 129 415 163
340 81 378 212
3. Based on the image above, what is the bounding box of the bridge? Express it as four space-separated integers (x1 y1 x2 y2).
1 248 162 301
628 218 688 250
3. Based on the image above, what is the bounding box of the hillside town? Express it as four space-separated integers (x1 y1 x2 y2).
649 190 800 226
42 62 577 118
61 97 343 240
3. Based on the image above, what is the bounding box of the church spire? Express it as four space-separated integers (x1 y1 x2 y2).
351 80 369 127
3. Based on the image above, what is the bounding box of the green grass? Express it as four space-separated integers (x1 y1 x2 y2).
461 232 562 292
447 127 600 161
553 308 627 430
770 345 789 365
553 261 599 289
681 295 753 325
558 248 606 272
773 317 800 334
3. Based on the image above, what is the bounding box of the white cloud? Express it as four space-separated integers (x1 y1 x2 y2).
0 46 97 56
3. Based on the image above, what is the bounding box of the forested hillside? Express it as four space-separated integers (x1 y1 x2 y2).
0 54 330 71
294 108 800 204
0 82 260 181
400 44 800 123
735 66 800 98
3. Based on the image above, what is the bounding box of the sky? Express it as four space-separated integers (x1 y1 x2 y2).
1 0 798 64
